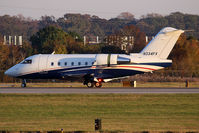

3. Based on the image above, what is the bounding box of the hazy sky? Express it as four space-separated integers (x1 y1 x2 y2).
0 0 199 19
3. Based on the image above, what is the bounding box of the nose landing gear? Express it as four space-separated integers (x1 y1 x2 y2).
21 79 27 88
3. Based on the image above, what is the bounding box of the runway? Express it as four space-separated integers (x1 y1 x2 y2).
1 87 199 94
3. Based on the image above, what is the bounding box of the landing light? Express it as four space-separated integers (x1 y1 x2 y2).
98 78 103 82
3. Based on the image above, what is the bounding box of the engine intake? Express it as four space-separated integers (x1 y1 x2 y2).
117 56 131 64
95 54 130 66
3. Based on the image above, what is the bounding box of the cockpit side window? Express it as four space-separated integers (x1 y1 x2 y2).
21 59 32 64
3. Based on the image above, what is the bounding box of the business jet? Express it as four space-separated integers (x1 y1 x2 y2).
5 27 184 88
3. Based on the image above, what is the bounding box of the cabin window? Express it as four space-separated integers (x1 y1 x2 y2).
58 62 61 66
71 62 74 66
85 62 88 66
65 62 67 66
78 62 81 66
21 59 32 64
51 62 54 66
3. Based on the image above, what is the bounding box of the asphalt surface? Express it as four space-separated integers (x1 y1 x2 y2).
0 87 199 94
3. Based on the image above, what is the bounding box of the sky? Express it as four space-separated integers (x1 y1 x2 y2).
0 0 199 20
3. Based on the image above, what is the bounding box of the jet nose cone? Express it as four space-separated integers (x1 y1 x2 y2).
4 69 11 76
4 68 15 77
4 70 8 75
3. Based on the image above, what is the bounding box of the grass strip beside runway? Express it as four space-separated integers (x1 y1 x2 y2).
0 94 199 132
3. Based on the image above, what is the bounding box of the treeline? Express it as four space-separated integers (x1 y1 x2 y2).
0 12 199 41
137 12 199 38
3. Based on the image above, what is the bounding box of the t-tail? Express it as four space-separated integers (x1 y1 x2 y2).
140 27 184 59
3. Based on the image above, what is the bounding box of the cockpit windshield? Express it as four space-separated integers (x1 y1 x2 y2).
21 59 32 64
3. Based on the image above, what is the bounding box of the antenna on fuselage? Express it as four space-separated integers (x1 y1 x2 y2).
51 51 55 55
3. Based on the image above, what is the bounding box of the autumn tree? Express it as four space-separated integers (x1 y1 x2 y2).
0 35 26 82
0 45 24 70
39 15 58 29
0 34 32 70
117 12 135 20
169 34 199 77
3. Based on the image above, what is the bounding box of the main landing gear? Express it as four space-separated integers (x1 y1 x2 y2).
83 76 103 88
94 82 102 88
84 81 102 88
21 79 27 88
86 81 94 88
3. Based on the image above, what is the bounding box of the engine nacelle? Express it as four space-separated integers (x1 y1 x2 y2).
95 54 130 66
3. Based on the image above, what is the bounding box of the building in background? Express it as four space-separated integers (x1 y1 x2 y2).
105 35 134 53
145 36 154 44
83 35 100 45
80 34 154 53
3 35 23 46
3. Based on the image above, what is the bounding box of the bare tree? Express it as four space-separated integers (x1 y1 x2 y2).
117 12 135 20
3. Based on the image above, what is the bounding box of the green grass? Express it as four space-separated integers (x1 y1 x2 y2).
0 94 199 132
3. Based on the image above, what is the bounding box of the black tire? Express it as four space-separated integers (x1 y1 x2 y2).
95 82 102 88
86 82 94 88
21 83 26 88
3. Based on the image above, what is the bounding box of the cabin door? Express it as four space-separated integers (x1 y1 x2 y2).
38 55 49 72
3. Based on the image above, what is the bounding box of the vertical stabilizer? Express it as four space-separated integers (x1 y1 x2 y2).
140 27 184 59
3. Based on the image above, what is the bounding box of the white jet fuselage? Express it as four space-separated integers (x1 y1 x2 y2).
5 53 171 81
